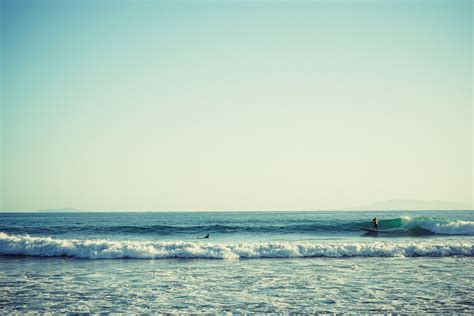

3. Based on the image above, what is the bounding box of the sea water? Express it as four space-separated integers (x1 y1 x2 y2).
1 210 473 313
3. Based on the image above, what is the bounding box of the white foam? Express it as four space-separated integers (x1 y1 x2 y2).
0 232 472 259
401 218 474 235
419 220 474 235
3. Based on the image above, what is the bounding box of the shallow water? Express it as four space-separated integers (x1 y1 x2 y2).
1 210 473 312
1 256 473 313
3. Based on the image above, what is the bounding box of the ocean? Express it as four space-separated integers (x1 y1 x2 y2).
1 210 473 313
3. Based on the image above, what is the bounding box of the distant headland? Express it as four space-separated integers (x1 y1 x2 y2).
1 200 471 213
344 199 472 211
37 207 85 213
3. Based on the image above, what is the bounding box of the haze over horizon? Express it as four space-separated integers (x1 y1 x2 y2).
1 1 472 212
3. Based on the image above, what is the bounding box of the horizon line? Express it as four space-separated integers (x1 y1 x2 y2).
1 209 473 213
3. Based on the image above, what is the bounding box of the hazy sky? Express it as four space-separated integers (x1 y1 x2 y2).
1 0 472 211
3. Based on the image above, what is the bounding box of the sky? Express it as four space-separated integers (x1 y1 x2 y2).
0 0 472 211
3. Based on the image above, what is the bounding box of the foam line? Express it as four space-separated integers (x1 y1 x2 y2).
0 232 472 259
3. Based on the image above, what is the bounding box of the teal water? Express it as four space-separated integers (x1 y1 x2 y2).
1 210 473 312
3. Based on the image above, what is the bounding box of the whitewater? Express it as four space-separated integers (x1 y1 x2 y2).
1 210 473 313
1 232 473 259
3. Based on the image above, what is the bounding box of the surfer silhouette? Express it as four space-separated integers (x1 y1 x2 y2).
372 217 379 230
203 234 209 239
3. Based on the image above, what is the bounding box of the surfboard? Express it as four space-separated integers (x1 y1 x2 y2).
360 228 381 233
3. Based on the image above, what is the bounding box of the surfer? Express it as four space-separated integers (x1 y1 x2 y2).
203 234 209 239
372 217 379 230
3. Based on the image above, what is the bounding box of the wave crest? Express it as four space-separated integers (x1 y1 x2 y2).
385 217 474 235
0 232 472 259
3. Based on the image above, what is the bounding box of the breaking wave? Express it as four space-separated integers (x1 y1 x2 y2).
0 232 472 259
374 217 474 236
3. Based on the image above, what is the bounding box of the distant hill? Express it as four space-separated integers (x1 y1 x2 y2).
37 207 85 212
347 199 472 211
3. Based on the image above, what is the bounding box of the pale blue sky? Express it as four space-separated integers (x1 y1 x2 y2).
1 0 472 211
